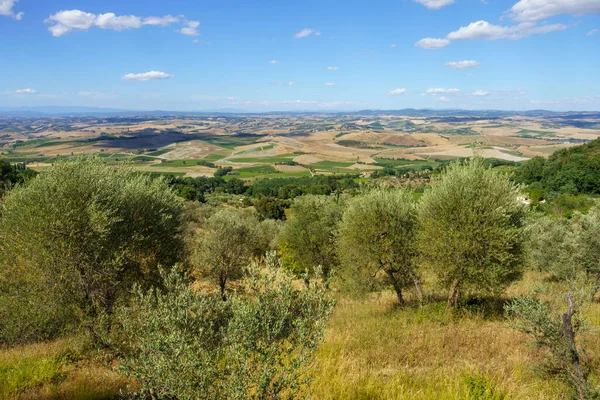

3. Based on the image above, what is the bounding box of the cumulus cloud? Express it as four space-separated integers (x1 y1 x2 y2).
425 88 460 95
416 20 567 49
508 0 600 22
14 88 37 94
294 28 318 38
0 0 23 19
95 13 142 30
439 96 450 102
325 82 336 87
45 9 193 37
414 0 454 9
415 38 450 49
121 71 173 81
471 90 490 96
445 60 480 69
588 28 599 36
388 88 407 96
390 43 397 48
269 60 279 64
327 66 339 70
179 20 200 36
288 82 295 86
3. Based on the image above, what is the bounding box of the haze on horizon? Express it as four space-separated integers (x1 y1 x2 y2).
1 0 599 112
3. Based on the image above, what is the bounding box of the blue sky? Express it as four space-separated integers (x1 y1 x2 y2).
0 0 599 111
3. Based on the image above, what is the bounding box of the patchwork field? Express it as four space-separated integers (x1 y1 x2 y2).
2 111 599 178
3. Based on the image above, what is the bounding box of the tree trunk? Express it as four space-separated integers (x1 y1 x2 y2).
409 271 424 303
386 270 404 305
448 279 460 307
562 293 587 400
219 274 227 302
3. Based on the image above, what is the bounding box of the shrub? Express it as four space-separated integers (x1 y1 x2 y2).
110 262 334 399
505 292 599 399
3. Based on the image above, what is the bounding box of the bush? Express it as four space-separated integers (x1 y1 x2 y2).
109 262 335 399
0 158 185 344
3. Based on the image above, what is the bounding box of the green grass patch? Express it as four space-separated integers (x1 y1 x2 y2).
149 159 210 168
516 129 556 138
230 153 298 164
147 148 173 156
203 154 225 162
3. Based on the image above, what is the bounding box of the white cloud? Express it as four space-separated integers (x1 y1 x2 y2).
439 96 450 102
121 71 173 81
390 43 397 48
325 82 336 87
0 0 23 19
471 89 527 96
445 60 480 69
447 20 566 41
288 82 295 86
143 15 179 26
294 28 317 39
588 28 599 36
179 20 200 36
508 0 600 22
415 38 450 49
46 9 192 37
14 88 37 94
269 60 279 64
414 0 454 9
388 88 407 96
192 39 199 43
95 13 142 30
327 66 339 70
417 20 567 49
425 88 460 95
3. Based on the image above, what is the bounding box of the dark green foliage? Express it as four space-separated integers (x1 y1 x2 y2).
0 158 36 196
0 158 185 344
215 166 233 177
110 264 334 399
247 174 359 199
255 196 288 221
516 139 600 195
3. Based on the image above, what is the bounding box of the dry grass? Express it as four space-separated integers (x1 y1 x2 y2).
305 271 600 399
0 337 129 400
3 272 600 399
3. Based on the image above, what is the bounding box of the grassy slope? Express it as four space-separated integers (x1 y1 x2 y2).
3 272 599 399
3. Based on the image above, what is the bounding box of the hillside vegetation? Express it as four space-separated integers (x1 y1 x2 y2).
1 141 600 399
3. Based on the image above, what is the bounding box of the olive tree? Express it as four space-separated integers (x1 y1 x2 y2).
419 158 526 307
196 209 259 300
277 195 344 278
0 158 185 344
336 188 422 304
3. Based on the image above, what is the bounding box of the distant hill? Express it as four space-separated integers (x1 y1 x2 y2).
0 106 599 120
